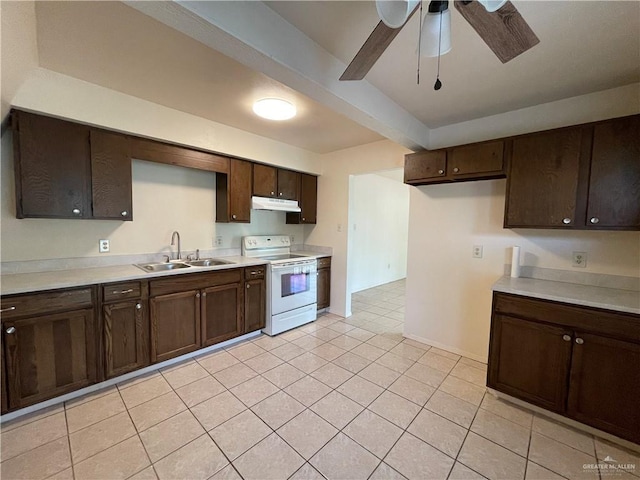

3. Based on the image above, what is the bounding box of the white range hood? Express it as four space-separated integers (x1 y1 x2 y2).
251 196 301 213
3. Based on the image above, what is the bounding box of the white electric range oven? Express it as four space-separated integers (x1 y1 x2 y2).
242 235 317 335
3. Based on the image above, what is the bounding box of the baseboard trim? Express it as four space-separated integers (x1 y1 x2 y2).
403 333 487 363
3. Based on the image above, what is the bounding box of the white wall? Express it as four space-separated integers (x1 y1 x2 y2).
406 84 640 362
0 1 39 120
349 171 409 292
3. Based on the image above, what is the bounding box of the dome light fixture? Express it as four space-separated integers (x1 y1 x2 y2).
252 98 297 121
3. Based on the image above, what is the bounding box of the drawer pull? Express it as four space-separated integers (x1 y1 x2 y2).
72 208 81 215
136 303 142 310
590 217 599 224
0 306 16 313
575 338 584 345
562 218 571 224
247 284 250 289
113 289 134 295
438 169 444 175
453 167 459 173
121 211 128 217
562 334 571 342
250 270 263 275
5 326 16 334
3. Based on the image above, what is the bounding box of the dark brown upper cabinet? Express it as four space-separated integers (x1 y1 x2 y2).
12 110 133 221
216 158 252 223
505 115 639 230
129 136 229 173
277 169 300 200
287 173 317 224
253 164 278 198
585 115 640 229
404 141 506 186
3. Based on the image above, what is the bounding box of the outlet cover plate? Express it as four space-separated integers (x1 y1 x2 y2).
472 245 483 258
99 239 110 253
572 251 587 268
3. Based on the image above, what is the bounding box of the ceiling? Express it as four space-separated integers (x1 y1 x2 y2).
34 1 639 153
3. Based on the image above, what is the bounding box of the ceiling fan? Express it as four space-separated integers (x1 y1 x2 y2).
340 0 540 81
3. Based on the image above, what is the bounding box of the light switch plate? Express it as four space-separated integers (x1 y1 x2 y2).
99 239 110 253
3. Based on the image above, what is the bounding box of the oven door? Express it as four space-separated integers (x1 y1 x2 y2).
271 261 317 315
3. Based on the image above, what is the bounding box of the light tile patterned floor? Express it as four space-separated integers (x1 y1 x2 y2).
1 279 639 480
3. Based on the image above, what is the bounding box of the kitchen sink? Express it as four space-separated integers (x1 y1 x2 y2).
135 262 192 272
186 258 234 267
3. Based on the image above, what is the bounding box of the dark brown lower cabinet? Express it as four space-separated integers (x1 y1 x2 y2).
317 257 331 310
3 309 97 410
489 292 640 444
244 269 266 333
150 290 201 363
488 314 572 413
103 300 149 379
202 283 243 347
1 335 8 414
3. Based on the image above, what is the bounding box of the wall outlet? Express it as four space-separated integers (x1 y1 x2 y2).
337 223 342 232
215 236 223 247
99 239 110 253
290 235 295 244
572 251 587 268
472 245 483 258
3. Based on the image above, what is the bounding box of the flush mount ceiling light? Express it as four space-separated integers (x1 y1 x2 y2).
252 98 296 121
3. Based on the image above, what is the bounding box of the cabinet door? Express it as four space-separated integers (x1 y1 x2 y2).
488 314 572 413
201 284 242 347
216 159 252 223
317 267 331 310
449 141 505 179
150 291 201 363
277 169 300 200
13 111 91 219
404 150 447 185
586 116 640 229
244 279 266 333
287 173 318 224
567 332 640 444
1 334 7 414
3 309 97 409
91 130 133 221
104 300 149 379
253 164 277 198
505 128 585 228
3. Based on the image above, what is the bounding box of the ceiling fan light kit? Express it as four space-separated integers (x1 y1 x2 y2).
376 0 420 28
420 3 452 58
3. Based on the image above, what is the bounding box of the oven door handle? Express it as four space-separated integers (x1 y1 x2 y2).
271 262 317 270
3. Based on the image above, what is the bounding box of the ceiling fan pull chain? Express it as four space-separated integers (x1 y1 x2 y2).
417 0 423 84
434 7 443 90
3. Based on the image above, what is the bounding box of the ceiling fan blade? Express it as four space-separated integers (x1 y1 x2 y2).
454 0 539 63
340 5 420 81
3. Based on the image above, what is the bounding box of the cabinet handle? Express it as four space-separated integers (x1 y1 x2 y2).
196 293 200 298
250 270 262 275
575 338 584 345
202 292 207 298
271 191 275 195
121 211 128 217
246 284 250 289
590 217 599 224
0 306 16 313
232 214 237 220
113 289 133 295
453 167 459 173
437 169 444 175
562 218 571 224
279 192 283 196
562 334 571 342
72 208 81 215
302 218 306 222
5 326 16 334
136 303 142 310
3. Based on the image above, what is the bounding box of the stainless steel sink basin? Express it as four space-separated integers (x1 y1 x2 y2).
135 262 192 272
186 258 234 267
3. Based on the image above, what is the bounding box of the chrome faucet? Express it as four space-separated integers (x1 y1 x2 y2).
171 231 181 260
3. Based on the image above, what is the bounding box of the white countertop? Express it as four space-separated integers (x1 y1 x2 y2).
1 256 268 296
1 251 332 296
492 276 640 315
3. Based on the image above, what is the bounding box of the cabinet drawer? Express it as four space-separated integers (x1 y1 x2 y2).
1 288 93 320
493 293 640 341
102 282 142 303
150 270 242 297
317 257 332 269
244 266 266 280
